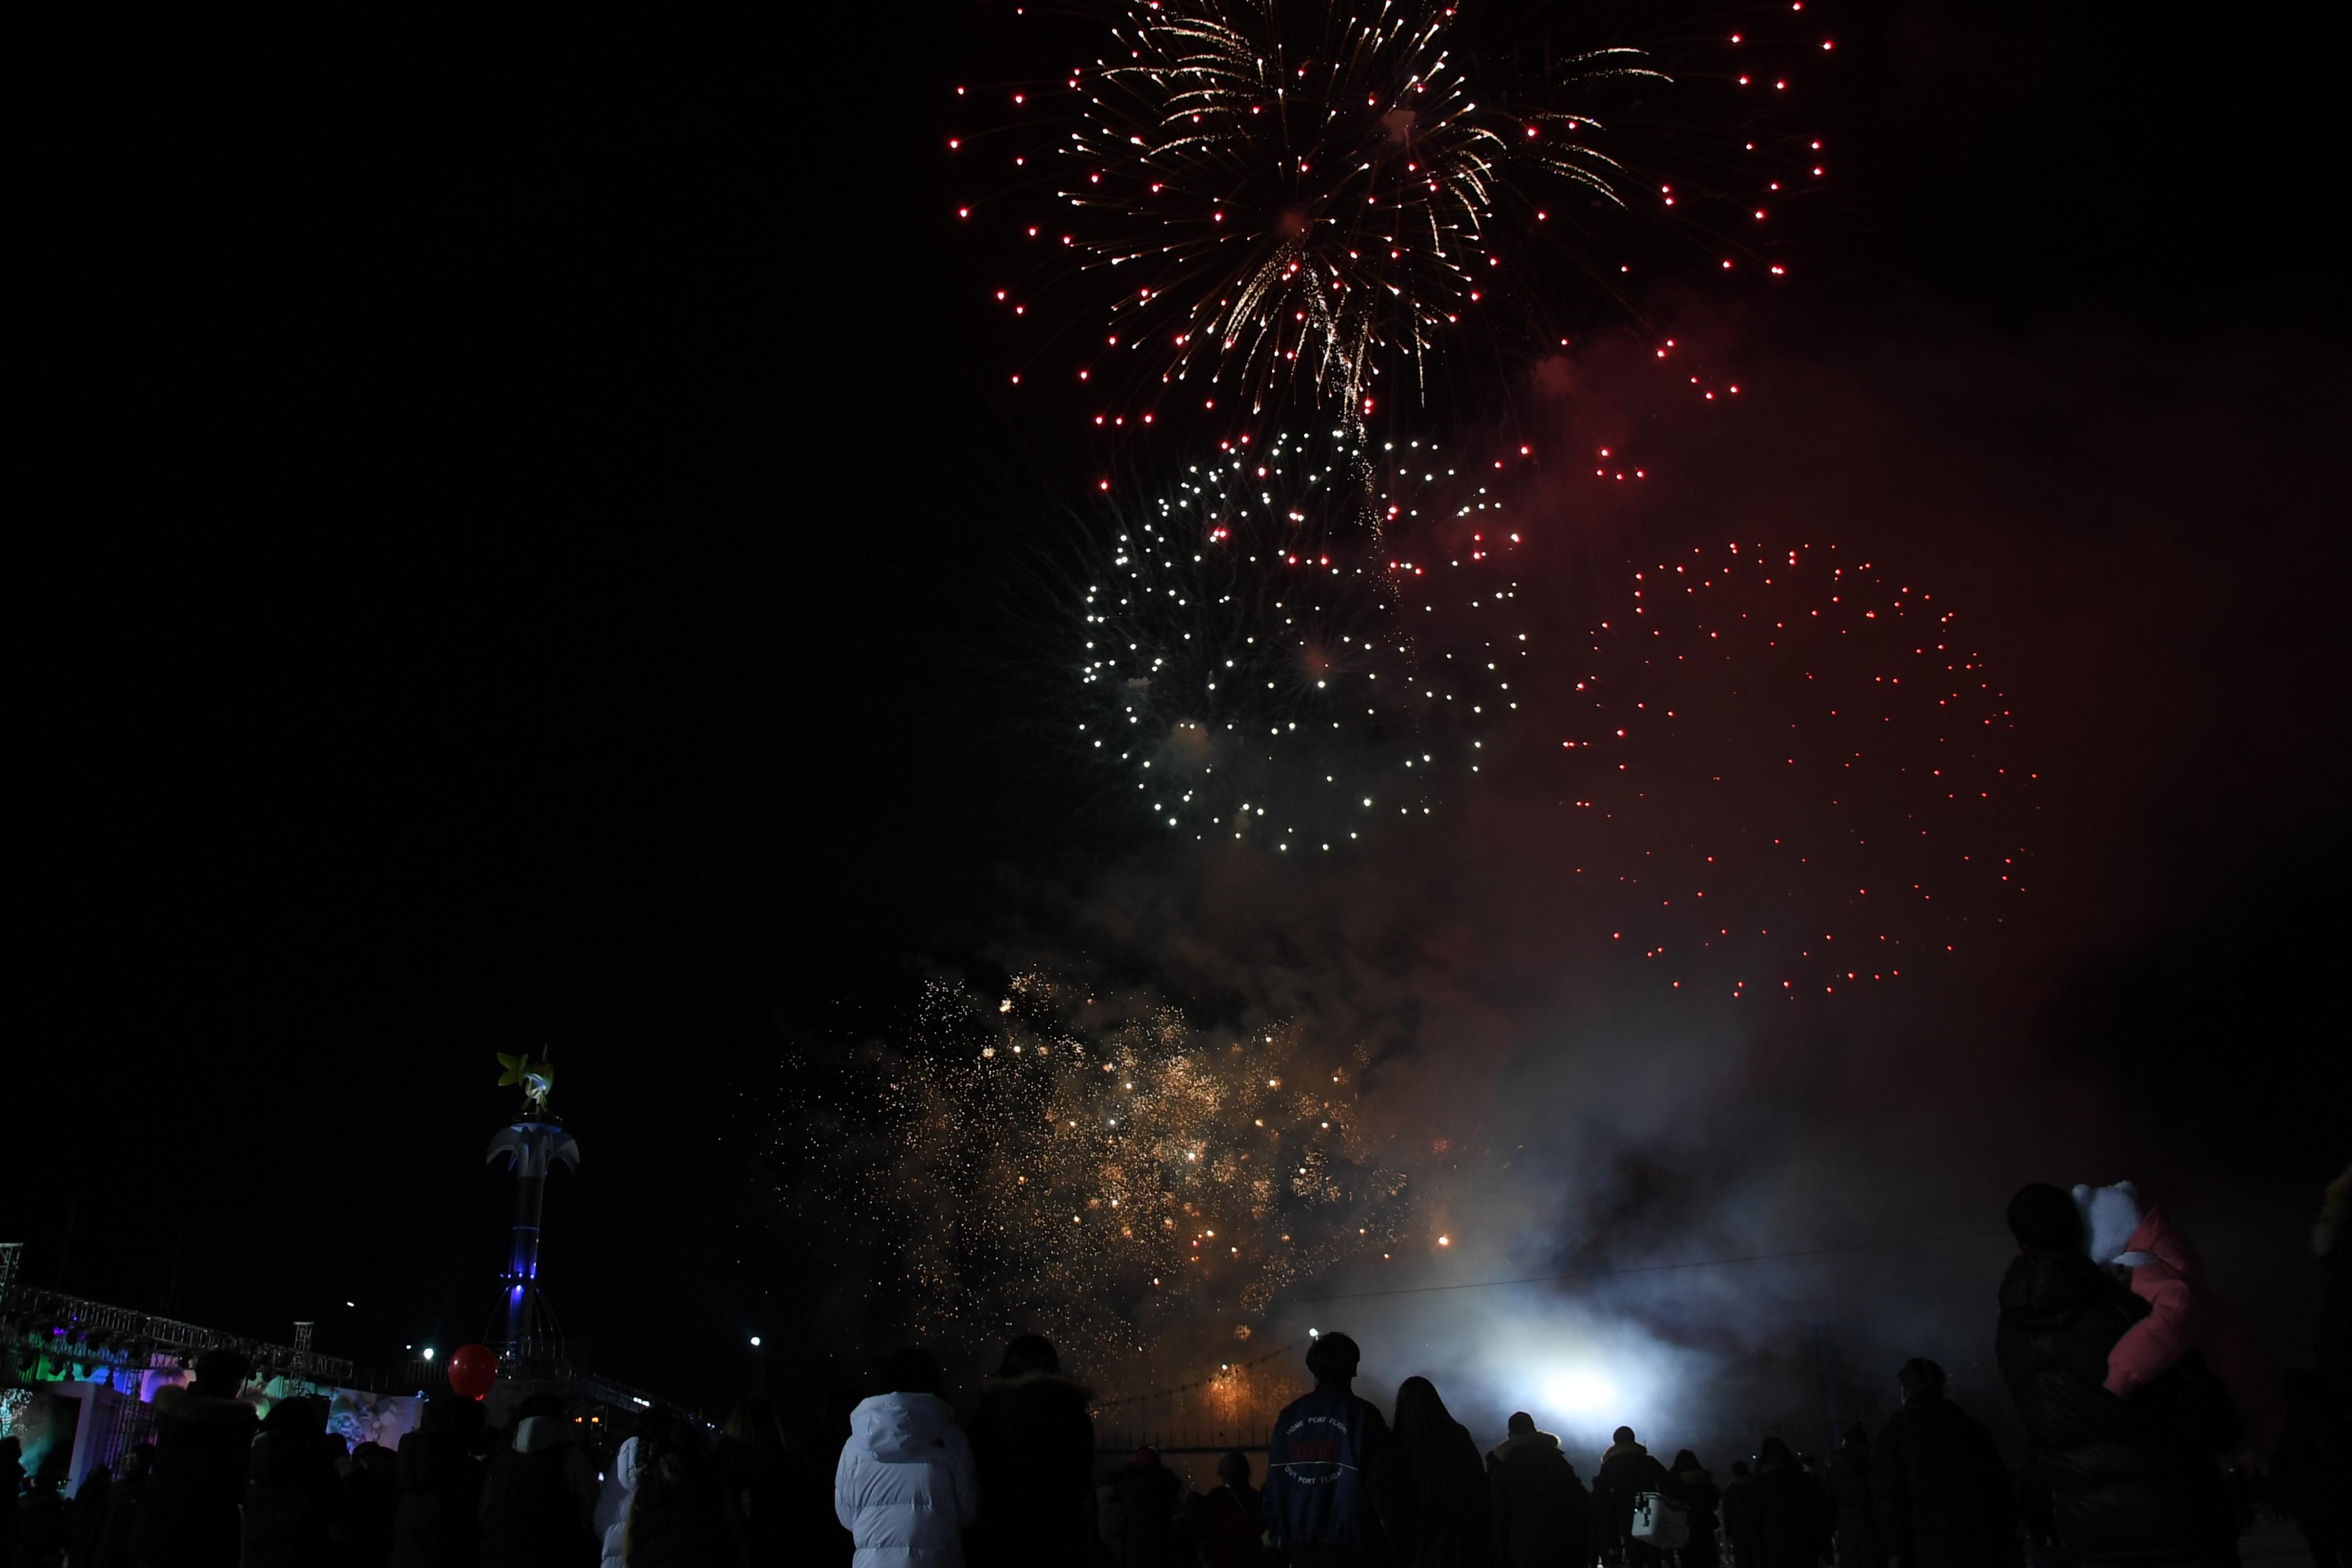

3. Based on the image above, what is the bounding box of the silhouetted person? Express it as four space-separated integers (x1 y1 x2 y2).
1870 1358 2019 1568
343 1440 399 1567
2274 1367 2350 1568
1665 1449 1720 1568
1485 1412 1591 1568
2318 1166 2352 1412
1596 1427 1671 1565
0 1436 19 1568
242 1395 346 1567
793 1385 861 1566
1825 1426 1882 1568
392 1395 485 1568
92 1441 153 1568
714 1396 790 1567
17 1469 66 1568
480 1393 600 1568
1390 1377 1492 1568
1747 1438 1827 1568
66 1463 111 1568
965 1334 1097 1568
133 1348 259 1568
1107 1447 1186 1568
1191 1451 1267 1568
1719 1460 1758 1568
1996 1181 2237 1564
1266 1331 1400 1567
834 1348 977 1567
625 1411 746 1566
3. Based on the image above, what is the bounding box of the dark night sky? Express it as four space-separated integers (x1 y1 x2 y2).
17 4 2348 1411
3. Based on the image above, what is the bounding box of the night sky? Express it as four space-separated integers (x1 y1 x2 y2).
17 4 2347 1418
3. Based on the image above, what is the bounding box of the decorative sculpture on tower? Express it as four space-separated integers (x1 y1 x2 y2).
485 1052 578 1370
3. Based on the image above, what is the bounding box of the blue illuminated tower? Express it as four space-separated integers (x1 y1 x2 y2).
485 1054 578 1369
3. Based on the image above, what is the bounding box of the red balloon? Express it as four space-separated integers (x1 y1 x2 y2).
447 1343 498 1400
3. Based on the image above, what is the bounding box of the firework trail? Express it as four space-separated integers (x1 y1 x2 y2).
954 0 1830 427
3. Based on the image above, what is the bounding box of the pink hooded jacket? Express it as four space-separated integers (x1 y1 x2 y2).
2102 1205 2281 1455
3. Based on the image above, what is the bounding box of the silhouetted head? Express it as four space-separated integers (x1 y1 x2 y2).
1393 1375 1453 1438
2008 1182 2084 1253
884 1348 943 1396
1305 1331 1361 1386
1731 1460 1752 1480
1758 1437 1792 1463
724 1396 787 1453
1217 1449 1251 1487
423 1395 485 1442
1507 1411 1536 1436
262 1395 328 1435
1898 1358 1947 1406
1132 1445 1161 1468
998 1334 1060 1378
1612 1426 1636 1446
190 1348 251 1398
1672 1449 1701 1473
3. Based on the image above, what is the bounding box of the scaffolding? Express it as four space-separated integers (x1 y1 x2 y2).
0 1265 355 1386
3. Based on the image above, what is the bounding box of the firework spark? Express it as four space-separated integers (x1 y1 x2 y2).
958 1 1830 426
1555 540 2036 998
1073 1 1649 413
1075 425 1537 848
786 974 1411 1373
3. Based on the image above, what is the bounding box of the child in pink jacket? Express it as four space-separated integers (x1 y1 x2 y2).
2073 1181 2280 1456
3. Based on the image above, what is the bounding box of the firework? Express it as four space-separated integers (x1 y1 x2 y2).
789 974 1411 1374
1075 425 1537 849
1554 541 2035 998
957 1 1830 425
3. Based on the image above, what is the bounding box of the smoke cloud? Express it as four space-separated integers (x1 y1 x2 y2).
798 300 2344 1458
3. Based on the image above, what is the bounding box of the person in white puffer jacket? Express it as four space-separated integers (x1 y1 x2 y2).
593 1434 640 1568
834 1349 979 1567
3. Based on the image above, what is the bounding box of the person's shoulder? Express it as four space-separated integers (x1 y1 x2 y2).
153 1387 257 1427
1272 1388 1320 1421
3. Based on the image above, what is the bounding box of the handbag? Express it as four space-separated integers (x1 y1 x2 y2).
1629 1490 1691 1549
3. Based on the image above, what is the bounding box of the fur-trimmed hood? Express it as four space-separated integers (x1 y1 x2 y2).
1487 1428 1565 1467
1599 1438 1649 1468
974 1371 1092 1424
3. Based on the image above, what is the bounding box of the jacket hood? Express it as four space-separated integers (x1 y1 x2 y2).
1600 1439 1649 1465
850 1391 957 1462
2073 1181 2145 1264
2121 1204 2202 1278
513 1415 574 1454
1999 1249 2114 1330
153 1386 258 1425
1489 1429 1563 1465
